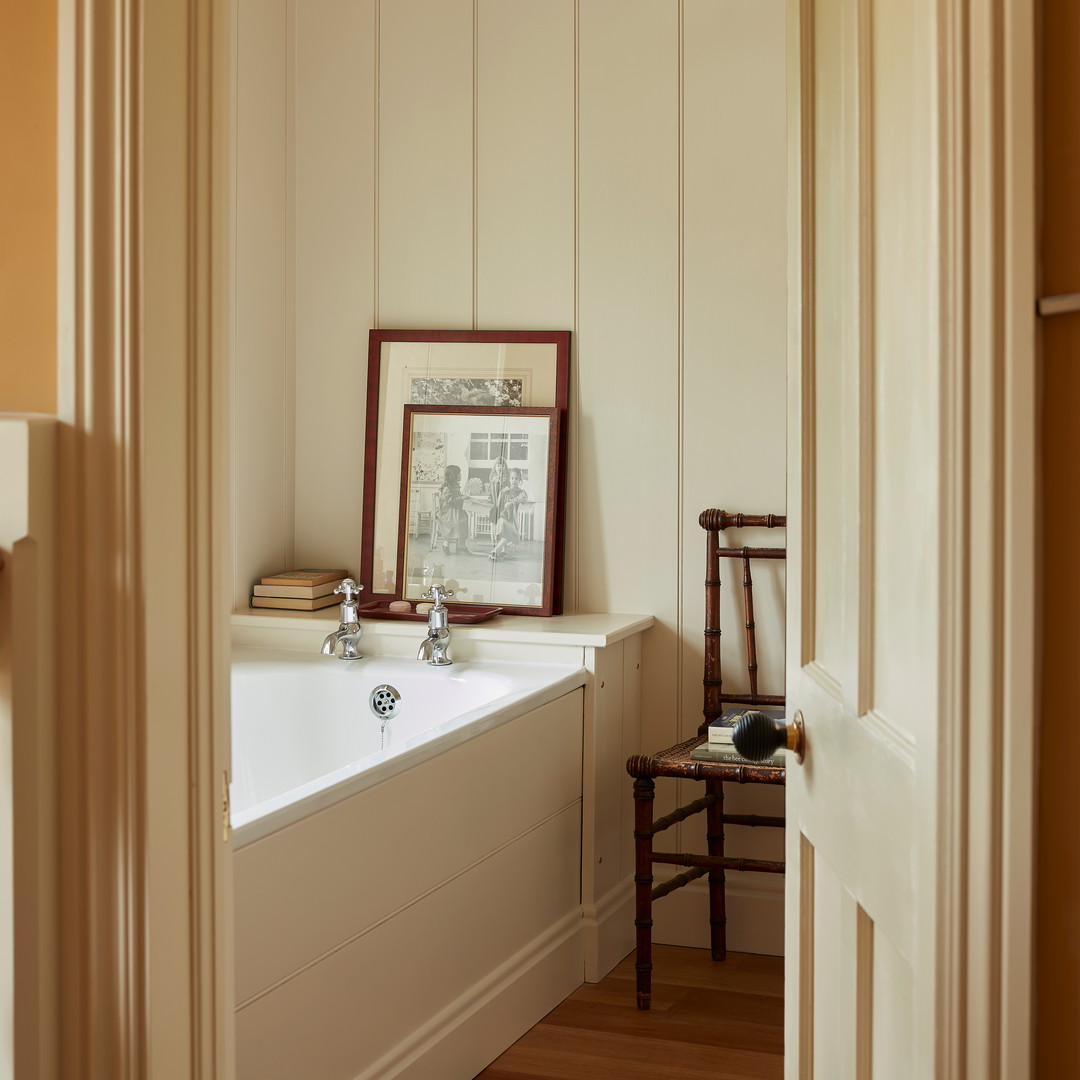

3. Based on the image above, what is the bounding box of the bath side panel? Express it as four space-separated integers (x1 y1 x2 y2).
234 688 584 1079
235 802 582 1080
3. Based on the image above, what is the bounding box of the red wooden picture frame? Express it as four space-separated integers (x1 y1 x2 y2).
361 329 570 612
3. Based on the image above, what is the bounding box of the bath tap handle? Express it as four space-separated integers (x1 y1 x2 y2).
335 578 363 604
421 584 454 605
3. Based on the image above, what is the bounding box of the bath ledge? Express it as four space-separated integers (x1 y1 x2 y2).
231 608 654 648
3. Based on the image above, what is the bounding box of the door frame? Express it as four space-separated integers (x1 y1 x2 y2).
48 0 1035 1075
786 0 1035 1075
47 0 234 1074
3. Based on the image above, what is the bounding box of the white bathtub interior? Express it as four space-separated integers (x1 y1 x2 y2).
230 646 585 844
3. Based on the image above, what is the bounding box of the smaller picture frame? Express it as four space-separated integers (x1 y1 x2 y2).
397 405 564 617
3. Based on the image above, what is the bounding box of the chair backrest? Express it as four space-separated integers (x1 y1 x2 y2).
699 509 787 729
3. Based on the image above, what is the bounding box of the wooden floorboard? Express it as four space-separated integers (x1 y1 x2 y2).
474 946 784 1079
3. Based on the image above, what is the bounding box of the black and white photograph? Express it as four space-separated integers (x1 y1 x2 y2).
396 406 563 615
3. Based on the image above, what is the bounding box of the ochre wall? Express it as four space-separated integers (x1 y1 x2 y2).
0 0 56 414
1036 0 1080 1073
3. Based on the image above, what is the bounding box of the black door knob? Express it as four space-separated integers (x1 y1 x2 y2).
731 709 805 764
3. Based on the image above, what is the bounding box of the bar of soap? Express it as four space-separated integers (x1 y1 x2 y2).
415 603 433 615
388 600 412 612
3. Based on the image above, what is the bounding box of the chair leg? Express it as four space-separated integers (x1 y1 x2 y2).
632 775 655 1010
705 778 727 961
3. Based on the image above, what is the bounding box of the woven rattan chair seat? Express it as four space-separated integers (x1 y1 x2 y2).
626 736 786 785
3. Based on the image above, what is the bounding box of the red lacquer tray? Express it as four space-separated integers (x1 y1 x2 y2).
358 600 503 624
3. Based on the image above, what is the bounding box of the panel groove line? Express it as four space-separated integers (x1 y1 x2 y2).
235 796 583 1011
856 0 876 718
856 904 874 1080
471 0 478 329
798 0 818 670
372 0 381 325
572 0 581 614
800 831 815 1080
284 0 297 568
674 0 686 852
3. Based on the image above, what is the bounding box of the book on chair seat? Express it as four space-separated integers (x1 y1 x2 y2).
707 703 786 745
691 743 787 768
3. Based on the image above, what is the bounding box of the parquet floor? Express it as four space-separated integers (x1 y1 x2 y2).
474 946 784 1080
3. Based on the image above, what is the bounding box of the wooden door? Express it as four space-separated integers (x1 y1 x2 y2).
785 0 1036 1076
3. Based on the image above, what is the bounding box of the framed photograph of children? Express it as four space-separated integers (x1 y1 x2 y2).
361 329 570 609
396 405 564 617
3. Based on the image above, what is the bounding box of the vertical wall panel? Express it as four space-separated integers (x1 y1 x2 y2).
378 0 474 326
577 0 681 776
233 0 290 607
475 0 575 329
676 0 788 891
293 1 377 573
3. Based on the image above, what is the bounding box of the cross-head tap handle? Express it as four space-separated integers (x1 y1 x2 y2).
334 578 363 604
421 583 454 606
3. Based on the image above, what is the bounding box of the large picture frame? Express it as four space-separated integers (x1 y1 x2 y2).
397 406 563 617
361 329 571 609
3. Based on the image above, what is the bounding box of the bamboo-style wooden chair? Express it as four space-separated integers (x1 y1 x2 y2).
625 509 786 1010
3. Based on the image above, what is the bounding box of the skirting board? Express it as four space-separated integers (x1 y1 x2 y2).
652 871 785 956
363 910 584 1080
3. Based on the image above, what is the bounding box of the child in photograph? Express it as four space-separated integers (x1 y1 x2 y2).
487 456 511 520
491 468 529 560
436 464 470 554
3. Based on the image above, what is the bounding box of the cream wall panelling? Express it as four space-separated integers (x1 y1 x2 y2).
378 0 474 325
292 0 376 572
232 0 789 950
234 0 291 609
675 0 788 889
474 0 576 329
574 0 683 871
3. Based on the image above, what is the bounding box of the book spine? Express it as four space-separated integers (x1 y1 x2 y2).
693 749 786 768
249 594 341 611
707 730 736 745
259 569 350 587
252 580 343 599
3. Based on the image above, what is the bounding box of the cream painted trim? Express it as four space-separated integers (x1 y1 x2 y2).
935 1 1036 1077
996 1 1036 1075
53 0 233 1074
788 0 1036 1073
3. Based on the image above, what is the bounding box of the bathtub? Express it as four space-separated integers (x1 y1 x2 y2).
230 647 585 846
231 645 589 1080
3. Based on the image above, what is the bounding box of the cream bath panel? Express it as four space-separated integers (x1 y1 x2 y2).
235 802 583 1080
581 635 643 980
234 689 584 1004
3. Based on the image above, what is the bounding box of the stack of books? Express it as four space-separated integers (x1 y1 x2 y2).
250 569 351 611
690 703 787 767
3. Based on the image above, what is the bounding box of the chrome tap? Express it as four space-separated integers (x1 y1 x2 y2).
320 578 364 660
417 584 453 666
